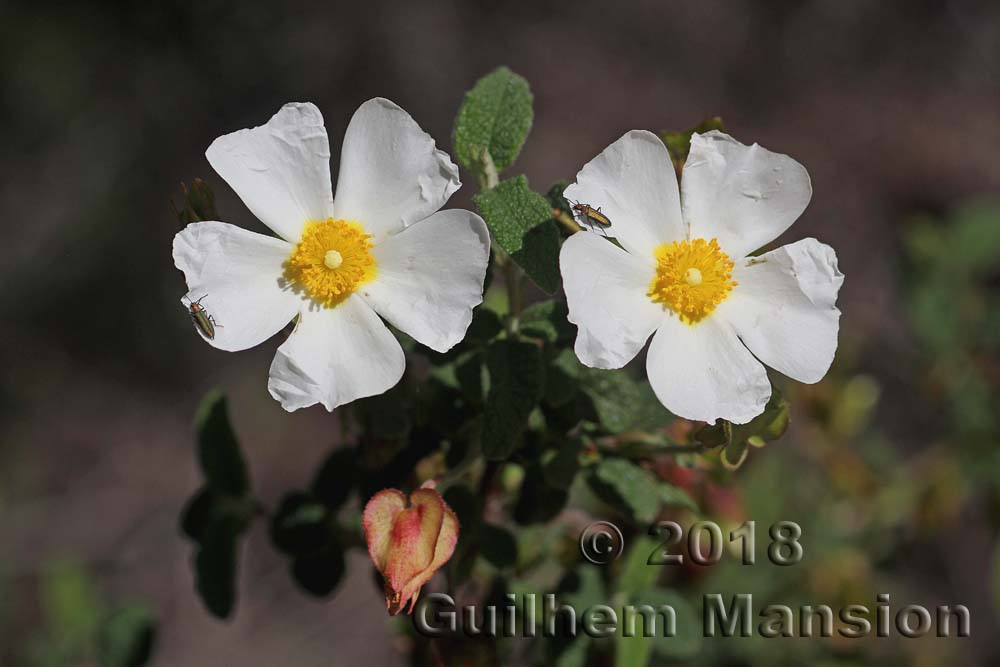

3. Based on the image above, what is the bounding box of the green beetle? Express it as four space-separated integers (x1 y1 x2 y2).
185 295 222 340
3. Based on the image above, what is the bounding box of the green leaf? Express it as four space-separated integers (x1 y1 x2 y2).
180 487 216 542
658 483 698 512
542 437 583 490
482 339 544 459
577 368 672 434
514 462 569 524
660 116 725 171
511 219 561 293
453 66 533 173
195 391 249 496
292 545 346 597
616 535 660 597
270 492 332 556
473 175 560 292
615 587 702 663
480 523 518 569
590 459 663 524
354 383 411 440
194 512 245 619
520 300 575 344
465 305 504 345
98 606 156 667
311 447 357 510
544 349 582 408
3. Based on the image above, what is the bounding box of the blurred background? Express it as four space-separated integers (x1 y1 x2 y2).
2 0 1000 664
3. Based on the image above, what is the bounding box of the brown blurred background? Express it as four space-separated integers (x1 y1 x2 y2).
2 0 1000 665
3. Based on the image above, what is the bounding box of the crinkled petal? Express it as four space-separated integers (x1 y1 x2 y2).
172 221 299 352
206 103 334 242
646 314 771 424
681 131 812 259
361 210 490 353
267 295 405 412
563 130 685 257
362 489 408 573
397 499 458 615
715 238 843 384
384 489 444 601
560 232 664 369
333 98 460 243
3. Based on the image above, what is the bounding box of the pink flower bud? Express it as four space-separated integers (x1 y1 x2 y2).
362 481 459 615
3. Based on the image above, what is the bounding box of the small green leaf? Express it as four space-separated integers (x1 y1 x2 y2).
292 545 346 597
473 175 560 292
544 348 583 408
354 383 411 440
616 535 660 597
98 606 156 667
511 219 561 293
194 512 245 619
542 437 583 490
514 462 569 524
453 66 533 173
195 391 249 496
578 368 672 434
311 447 357 510
465 305 504 345
658 483 698 512
520 300 575 345
615 587 702 662
590 459 662 525
482 339 545 459
180 487 216 542
270 492 332 556
694 387 790 470
660 116 725 171
480 523 518 569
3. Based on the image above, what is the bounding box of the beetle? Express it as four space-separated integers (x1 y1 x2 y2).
569 200 611 236
184 295 223 340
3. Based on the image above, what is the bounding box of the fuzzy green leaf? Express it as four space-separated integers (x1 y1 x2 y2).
577 368 672 434
520 300 575 344
195 391 249 496
453 66 533 173
591 458 662 524
473 175 561 292
482 339 545 459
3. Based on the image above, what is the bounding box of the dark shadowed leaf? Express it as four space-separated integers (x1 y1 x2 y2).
195 391 249 496
98 605 156 667
482 339 544 459
292 544 346 597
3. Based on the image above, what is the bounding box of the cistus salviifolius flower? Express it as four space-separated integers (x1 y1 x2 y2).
362 482 458 616
173 99 490 411
560 130 843 424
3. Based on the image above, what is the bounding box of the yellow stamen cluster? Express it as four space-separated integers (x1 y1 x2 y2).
648 237 736 324
284 219 377 307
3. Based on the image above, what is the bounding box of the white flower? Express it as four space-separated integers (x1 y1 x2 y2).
561 130 843 424
173 99 490 411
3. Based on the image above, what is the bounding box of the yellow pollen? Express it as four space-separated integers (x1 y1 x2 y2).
284 218 376 307
324 249 344 269
648 237 737 324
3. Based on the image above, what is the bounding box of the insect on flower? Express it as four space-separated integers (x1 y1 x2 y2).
184 295 222 340
569 200 611 237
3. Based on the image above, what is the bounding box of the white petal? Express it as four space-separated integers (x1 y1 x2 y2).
563 130 685 257
646 314 771 424
681 131 812 259
172 221 299 352
206 102 334 243
360 209 490 353
267 295 405 412
716 238 843 384
332 98 460 242
560 232 664 369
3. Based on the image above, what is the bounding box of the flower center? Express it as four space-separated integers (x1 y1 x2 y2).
648 238 737 324
284 218 377 307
